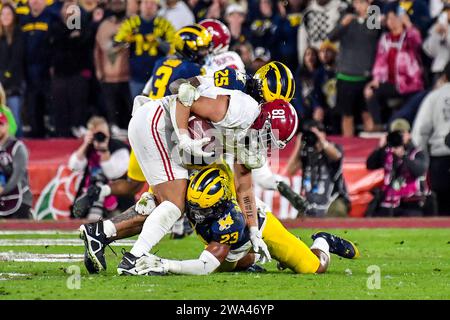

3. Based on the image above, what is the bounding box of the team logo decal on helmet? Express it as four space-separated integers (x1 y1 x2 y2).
251 99 299 149
187 167 232 223
253 61 295 103
199 19 231 54
174 24 213 63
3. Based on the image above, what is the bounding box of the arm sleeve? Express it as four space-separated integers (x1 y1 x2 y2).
2 142 28 194
411 93 433 151
166 250 221 275
100 148 130 180
404 149 429 178
68 152 88 172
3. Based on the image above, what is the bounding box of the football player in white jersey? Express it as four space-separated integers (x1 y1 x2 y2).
116 78 299 274
199 19 246 76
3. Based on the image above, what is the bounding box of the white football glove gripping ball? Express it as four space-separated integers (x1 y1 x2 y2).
136 254 169 275
178 83 200 108
134 192 156 216
249 226 271 264
178 134 214 158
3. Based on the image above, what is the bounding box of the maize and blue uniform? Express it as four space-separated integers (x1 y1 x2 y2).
148 57 204 99
198 66 248 93
114 15 175 84
189 197 320 273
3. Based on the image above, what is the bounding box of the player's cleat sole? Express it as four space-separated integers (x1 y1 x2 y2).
79 221 108 273
245 264 266 273
117 251 140 276
311 231 360 259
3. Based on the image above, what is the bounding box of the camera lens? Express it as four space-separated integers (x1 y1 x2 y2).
93 132 107 143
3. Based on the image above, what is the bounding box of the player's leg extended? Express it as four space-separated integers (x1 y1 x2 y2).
262 212 327 274
118 103 188 274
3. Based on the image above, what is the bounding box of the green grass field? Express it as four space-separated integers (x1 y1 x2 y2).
0 228 449 300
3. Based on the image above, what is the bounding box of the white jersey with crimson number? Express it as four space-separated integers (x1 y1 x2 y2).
128 85 261 186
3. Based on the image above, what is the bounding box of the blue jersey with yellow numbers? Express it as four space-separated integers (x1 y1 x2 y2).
212 67 248 92
114 15 175 83
148 57 203 99
190 201 250 250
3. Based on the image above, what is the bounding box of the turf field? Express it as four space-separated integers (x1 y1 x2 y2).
0 228 449 300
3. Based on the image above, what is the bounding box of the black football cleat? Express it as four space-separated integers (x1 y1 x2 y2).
245 264 266 273
79 221 109 273
117 250 140 275
311 231 360 259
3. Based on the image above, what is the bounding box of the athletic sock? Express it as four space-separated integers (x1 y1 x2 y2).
103 220 117 238
130 201 181 257
310 237 331 260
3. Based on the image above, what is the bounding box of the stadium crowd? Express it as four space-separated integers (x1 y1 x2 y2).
0 0 449 218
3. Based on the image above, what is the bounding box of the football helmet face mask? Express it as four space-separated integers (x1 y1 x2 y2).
173 24 213 64
251 99 299 149
186 167 232 224
252 61 295 103
199 19 231 54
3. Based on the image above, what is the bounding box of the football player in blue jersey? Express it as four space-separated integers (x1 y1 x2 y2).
141 24 212 99
134 165 359 276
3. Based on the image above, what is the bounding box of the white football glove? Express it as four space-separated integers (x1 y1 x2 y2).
237 147 266 170
134 192 156 216
136 254 169 275
178 82 200 107
178 134 214 158
249 226 271 264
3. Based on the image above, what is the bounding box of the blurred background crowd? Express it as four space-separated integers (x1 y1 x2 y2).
0 0 449 219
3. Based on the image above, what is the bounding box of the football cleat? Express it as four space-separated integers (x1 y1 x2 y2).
117 250 140 275
311 232 360 259
245 264 266 273
79 221 109 273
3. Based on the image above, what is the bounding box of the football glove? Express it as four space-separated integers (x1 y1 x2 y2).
136 254 169 275
135 192 156 216
178 82 200 107
249 226 271 264
178 134 214 158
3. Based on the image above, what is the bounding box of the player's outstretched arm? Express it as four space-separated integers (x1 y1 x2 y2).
135 242 229 275
234 163 271 263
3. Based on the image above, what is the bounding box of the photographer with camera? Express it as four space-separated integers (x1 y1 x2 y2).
68 116 133 220
366 118 431 216
0 112 32 219
284 120 350 217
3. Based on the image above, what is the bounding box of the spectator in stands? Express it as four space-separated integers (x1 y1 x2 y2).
248 0 282 59
50 0 92 137
0 3 24 137
364 10 424 130
232 41 254 71
0 83 17 136
276 0 308 71
366 118 430 216
250 46 271 74
225 3 250 48
412 62 450 215
423 2 450 82
68 116 133 220
187 0 212 21
205 0 228 20
94 0 132 133
159 0 195 31
314 40 338 131
114 0 175 98
384 0 432 36
0 111 32 219
329 0 381 137
297 0 346 64
284 120 350 217
20 0 57 137
291 46 321 120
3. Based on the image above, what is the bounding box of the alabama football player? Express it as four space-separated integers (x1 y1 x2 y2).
199 19 246 75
